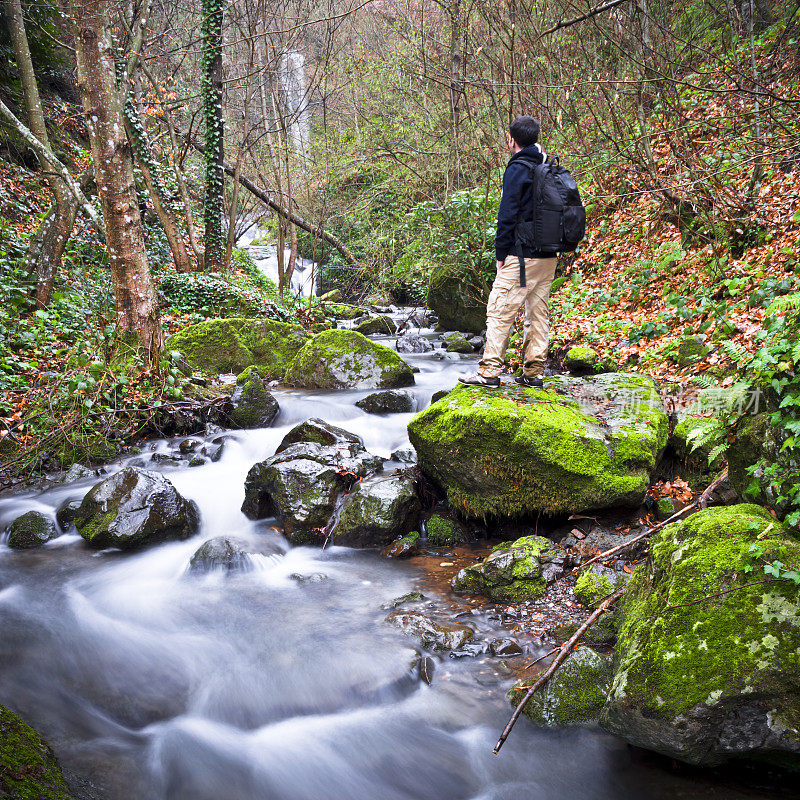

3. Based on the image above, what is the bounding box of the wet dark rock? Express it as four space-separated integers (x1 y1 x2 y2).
188 536 254 573
391 448 416 463
418 655 436 685
55 498 82 531
655 496 686 520
467 335 485 351
202 437 226 462
386 610 473 651
188 456 206 467
554 614 617 646
228 367 280 429
353 315 397 336
75 467 200 550
490 638 523 657
241 439 383 544
449 642 489 659
381 531 421 558
381 591 425 610
277 418 363 452
355 390 415 414
396 333 433 354
150 452 181 464
333 474 421 547
178 439 200 454
509 646 613 726
7 510 59 549
428 263 490 334
430 389 450 404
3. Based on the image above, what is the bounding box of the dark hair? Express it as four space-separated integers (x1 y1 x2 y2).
509 116 540 147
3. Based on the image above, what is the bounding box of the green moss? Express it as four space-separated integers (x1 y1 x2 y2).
428 263 489 334
408 375 667 518
285 329 414 389
564 346 598 373
608 504 800 719
509 646 613 727
0 703 75 799
165 317 309 377
575 570 615 607
452 535 556 602
425 514 466 545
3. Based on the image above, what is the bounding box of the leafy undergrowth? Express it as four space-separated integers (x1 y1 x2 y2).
547 41 800 392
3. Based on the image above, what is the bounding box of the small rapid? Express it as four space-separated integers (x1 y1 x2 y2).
0 318 784 800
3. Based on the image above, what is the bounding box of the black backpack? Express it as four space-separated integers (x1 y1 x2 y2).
513 156 586 286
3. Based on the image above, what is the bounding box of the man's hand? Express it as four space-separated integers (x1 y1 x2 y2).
496 260 504 271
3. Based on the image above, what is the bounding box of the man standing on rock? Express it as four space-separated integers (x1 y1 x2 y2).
460 116 557 389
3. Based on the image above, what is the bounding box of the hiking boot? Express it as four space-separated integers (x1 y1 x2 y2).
515 374 544 388
458 372 500 387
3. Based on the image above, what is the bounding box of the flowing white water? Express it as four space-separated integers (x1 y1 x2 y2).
279 50 310 157
0 320 784 799
236 224 316 297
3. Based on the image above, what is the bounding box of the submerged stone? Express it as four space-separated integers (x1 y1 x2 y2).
452 535 564 602
74 467 200 550
601 504 800 767
509 646 613 727
188 536 254 573
7 510 58 549
285 329 415 390
386 609 473 651
164 317 309 377
408 373 668 519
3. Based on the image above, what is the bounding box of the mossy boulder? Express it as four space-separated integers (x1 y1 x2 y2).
333 474 421 547
354 315 397 336
325 303 364 320
575 565 627 607
509 647 613 727
0 703 75 799
7 510 59 549
228 367 279 429
241 439 383 544
554 614 617 646
728 412 795 515
382 530 421 558
442 332 474 354
601 504 800 766
408 373 668 519
425 514 468 546
74 467 200 549
672 415 723 475
285 329 415 390
673 335 711 368
564 346 598 374
427 263 490 335
164 317 309 377
452 535 563 602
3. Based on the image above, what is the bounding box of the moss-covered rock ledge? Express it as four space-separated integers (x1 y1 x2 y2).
601 504 800 767
408 373 668 519
0 702 75 799
165 317 309 376
285 329 415 390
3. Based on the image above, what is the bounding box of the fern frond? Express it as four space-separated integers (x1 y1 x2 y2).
766 292 800 317
718 339 749 364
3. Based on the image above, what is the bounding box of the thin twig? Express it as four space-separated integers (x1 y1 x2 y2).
493 588 624 754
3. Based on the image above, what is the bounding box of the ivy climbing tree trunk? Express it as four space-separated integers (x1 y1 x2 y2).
201 0 225 271
71 0 162 359
4 0 76 306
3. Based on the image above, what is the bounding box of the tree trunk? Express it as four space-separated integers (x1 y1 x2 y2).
71 0 161 359
4 0 75 305
201 0 225 271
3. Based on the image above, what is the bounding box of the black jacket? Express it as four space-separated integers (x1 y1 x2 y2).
494 144 544 263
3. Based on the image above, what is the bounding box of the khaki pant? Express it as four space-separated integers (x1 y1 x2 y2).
479 254 557 378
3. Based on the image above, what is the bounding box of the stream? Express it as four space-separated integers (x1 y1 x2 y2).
0 317 793 800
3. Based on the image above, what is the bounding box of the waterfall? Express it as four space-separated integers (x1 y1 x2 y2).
279 50 310 156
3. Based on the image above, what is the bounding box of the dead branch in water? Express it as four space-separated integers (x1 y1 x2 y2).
575 469 729 574
493 587 624 754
